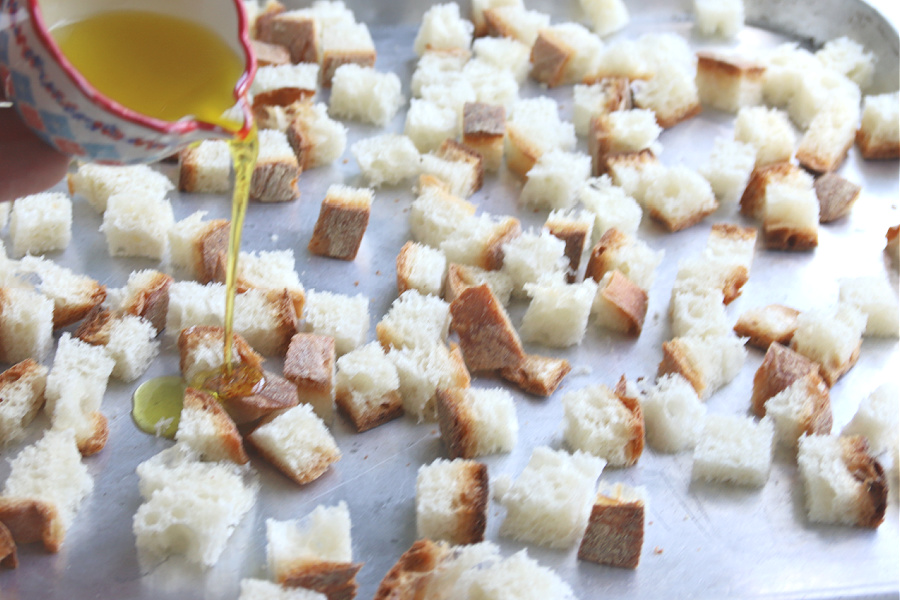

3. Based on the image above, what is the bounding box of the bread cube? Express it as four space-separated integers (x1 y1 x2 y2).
641 373 707 453
842 383 899 455
585 228 663 292
544 209 594 282
396 241 447 297
529 23 603 87
17 256 105 329
412 56 472 111
856 92 900 159
251 129 301 202
590 110 661 175
0 429 92 552
414 3 474 55
440 213 520 272
761 43 819 108
500 230 569 297
734 304 801 349
177 325 263 385
100 190 174 260
330 64 403 126
408 182 477 248
791 303 866 386
255 10 318 64
335 342 403 432
307 184 372 261
449 284 525 371
416 458 488 545
266 502 361 597
425 139 486 198
520 279 598 348
9 192 72 257
749 342 818 412
692 415 774 487
67 163 173 213
178 139 232 194
436 387 518 458
788 67 860 131
734 106 796 167
579 0 628 36
641 165 718 232
303 290 368 357
604 149 659 199
319 20 376 87
75 311 160 382
797 434 887 527
740 162 813 221
444 263 514 306
282 333 335 423
669 289 728 340
838 276 899 338
693 0 744 38
377 290 451 351
389 342 470 421
797 96 859 173
505 97 576 178
351 134 421 187
814 173 860 223
0 288 54 364
763 372 832 448
578 482 645 569
520 150 591 211
562 382 644 467
498 446 605 548
696 52 764 112
658 334 747 400
593 270 648 336
167 211 226 277
573 79 632 137
763 181 819 251
405 99 459 153
698 137 756 207
175 388 248 464
472 36 530 84
671 223 757 304
499 353 571 397
461 102 505 171
285 102 347 169
133 446 257 567
233 250 305 316
590 40 653 82
0 360 48 447
816 36 875 89
578 176 642 239
482 5 550 46
632 64 701 129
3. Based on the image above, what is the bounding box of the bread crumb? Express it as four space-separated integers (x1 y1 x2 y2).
653 547 663 554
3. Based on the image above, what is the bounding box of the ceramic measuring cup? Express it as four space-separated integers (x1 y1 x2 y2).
0 0 256 164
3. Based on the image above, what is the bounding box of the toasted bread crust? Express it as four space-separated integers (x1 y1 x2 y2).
589 114 615 176
0 521 16 568
751 342 822 417
0 359 48 437
281 560 364 600
122 271 173 333
252 0 286 40
793 372 833 438
658 339 705 398
320 50 376 88
614 376 646 466
546 217 591 282
696 52 766 79
814 173 861 223
177 325 264 382
450 461 490 545
500 353 571 397
335 388 404 433
598 270 648 336
78 411 109 457
530 29 573 87
839 435 888 528
437 139 485 196
283 333 336 398
182 387 249 464
584 228 629 284
461 102 506 171
797 135 854 174
208 369 300 425
260 13 319 64
395 242 421 295
734 304 801 349
505 124 543 179
308 193 371 261
739 162 798 220
577 491 645 569
0 498 63 553
856 128 900 160
250 39 291 66
449 284 525 372
51 281 106 330
435 387 476 459
481 217 521 271
373 539 450 600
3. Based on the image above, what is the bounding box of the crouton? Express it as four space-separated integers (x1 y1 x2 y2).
377 290 451 351
416 458 489 545
520 279 598 348
573 78 632 137
319 20 377 88
397 242 448 297
585 228 664 292
692 415 775 487
641 373 707 453
351 134 421 188
257 11 319 63
405 99 459 154
436 386 518 458
251 63 319 108
631 61 701 128
529 23 603 87
739 161 813 221
816 36 875 89
307 184 372 261
763 181 820 251
578 176 642 239
113 269 172 333
449 284 525 371
440 213 521 271
640 165 718 232
199 366 299 426
74 310 160 382
372 539 451 600
482 6 550 46
856 92 900 159
763 372 832 448
499 353 571 397
658 334 747 400
461 102 506 172
414 3 474 55
286 102 348 169
505 97 576 178
500 230 568 297
698 137 757 207
669 289 730 339
178 140 232 194
335 342 403 432
562 380 644 467
791 303 865 386
0 360 48 447
751 342 822 414
544 209 594 282
329 64 403 126
577 482 645 569
814 173 861 223
9 193 72 258
520 150 591 211
695 52 764 112
472 35 530 83
842 383 899 456
302 290 369 356
734 106 796 167
592 270 648 336
67 163 173 213
0 288 54 364
389 342 471 421
251 129 301 202
734 304 801 349
17 256 105 329
175 387 248 464
797 96 860 173
443 263 514 306
283 333 335 423
177 325 264 386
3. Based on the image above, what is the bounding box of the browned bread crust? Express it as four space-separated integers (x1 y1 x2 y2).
814 173 861 223
308 189 372 261
596 270 648 336
182 387 249 464
529 29 573 87
588 114 614 176
764 222 819 252
604 149 658 188
0 498 63 553
614 376 646 466
657 339 704 398
283 333 336 400
739 161 798 220
373 538 451 600
435 387 477 459
258 13 319 64
204 368 299 425
0 359 47 438
856 127 900 160
545 214 591 283
0 521 16 568
335 388 404 433
449 284 525 372
577 489 645 569
320 50 376 89
751 342 822 417
247 413 340 486
838 435 888 528
887 225 900 266
120 270 173 333
584 228 628 284
461 102 506 172
78 411 109 457
505 124 542 179
281 560 364 600
500 353 571 397
250 39 291 67
794 337 861 388
437 139 485 196
48 279 106 330
252 0 286 40
437 460 490 545
733 304 801 349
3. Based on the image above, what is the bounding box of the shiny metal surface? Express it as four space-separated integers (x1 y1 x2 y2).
1 1 898 599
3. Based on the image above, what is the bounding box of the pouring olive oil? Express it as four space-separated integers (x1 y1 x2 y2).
52 10 259 436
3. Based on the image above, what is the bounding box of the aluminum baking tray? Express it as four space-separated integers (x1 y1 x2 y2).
1 0 898 598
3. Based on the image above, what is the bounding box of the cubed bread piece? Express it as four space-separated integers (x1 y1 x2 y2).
376 290 451 351
578 176 642 239
133 446 257 567
464 59 520 111
416 458 489 545
797 434 887 528
198 366 299 427
67 163 173 213
444 263 514 306
408 181 477 248
434 138 486 196
17 256 105 329
303 290 369 356
335 342 403 432
585 228 664 292
577 482 645 569
252 0 288 39
439 213 521 271
0 360 48 447
592 270 648 336
520 279 598 348
797 96 859 173
449 284 525 372
248 403 341 484
482 5 550 46
436 386 518 458
658 334 747 400
791 303 865 386
373 539 452 600
43 333 114 456
232 250 305 317
9 192 72 257
74 310 160 382
167 211 228 278
111 269 172 333
472 35 530 83
0 429 92 552
669 289 730 339
734 106 796 167
411 48 469 94
816 36 875 89
405 99 459 154
734 304 801 349
505 97 576 178
266 502 361 598
671 223 757 305
175 387 248 464
251 129 301 203
498 446 605 548
319 20 377 88
397 242 448 297
763 181 820 251
784 63 860 131
693 0 744 38
239 580 327 600
692 415 774 487
351 134 421 187
0 288 53 364
856 92 900 159
631 62 701 129
640 165 718 232
329 64 403 126
572 79 631 137
283 333 335 423
499 353 571 397
256 10 318 63
178 139 232 194
698 137 757 207
591 110 662 170
763 372 832 448
461 102 505 172
695 52 763 114
544 209 594 282
529 23 603 87
308 184 372 261
579 0 628 36
100 190 173 259
562 381 644 467
842 383 899 455
750 342 821 415
740 161 813 221
838 276 900 338
641 373 707 453
500 230 568 297
520 150 591 211
814 173 861 223
389 343 470 421
604 149 659 199
177 325 263 385
286 102 348 169
251 63 319 107
414 3 474 55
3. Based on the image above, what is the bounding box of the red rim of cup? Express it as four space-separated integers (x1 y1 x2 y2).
25 0 257 140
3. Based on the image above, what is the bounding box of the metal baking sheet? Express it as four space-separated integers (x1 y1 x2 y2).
2 0 898 598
